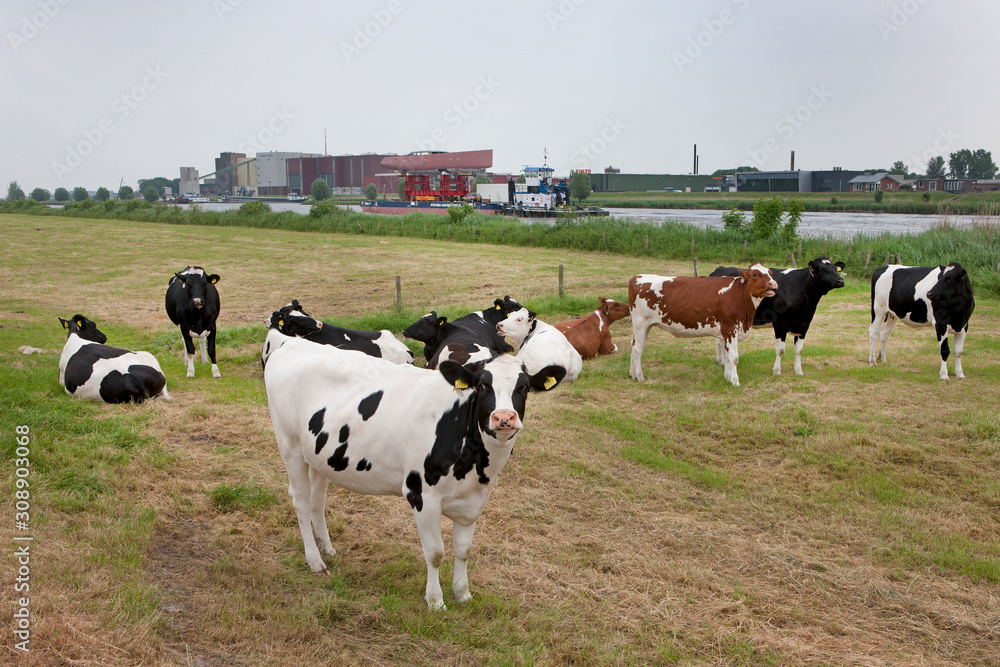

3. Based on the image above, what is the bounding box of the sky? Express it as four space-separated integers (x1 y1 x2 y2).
4 0 999 193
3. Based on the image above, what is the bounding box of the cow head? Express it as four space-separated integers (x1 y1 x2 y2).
438 355 565 441
173 267 220 309
59 314 107 344
807 257 846 293
927 263 974 322
268 308 322 337
493 295 524 316
496 307 537 346
599 297 631 323
738 263 778 299
403 311 448 343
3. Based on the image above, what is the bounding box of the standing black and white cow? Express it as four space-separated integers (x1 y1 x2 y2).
263 331 565 610
267 300 413 365
403 296 523 369
165 266 221 378
710 257 846 376
869 263 974 380
58 314 170 403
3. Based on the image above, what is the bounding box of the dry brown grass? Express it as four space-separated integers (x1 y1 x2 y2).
3 214 999 666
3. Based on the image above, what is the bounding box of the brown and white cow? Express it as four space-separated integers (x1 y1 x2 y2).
628 263 777 386
553 297 631 359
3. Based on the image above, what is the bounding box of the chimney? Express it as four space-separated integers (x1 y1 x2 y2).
790 150 795 171
693 144 698 175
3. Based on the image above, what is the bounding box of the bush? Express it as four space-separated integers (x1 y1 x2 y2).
309 199 338 218
830 196 838 205
364 183 378 200
311 179 332 201
446 202 474 223
54 187 69 202
142 186 159 203
30 188 51 202
874 189 884 203
238 200 271 217
922 191 931 202
73 186 89 202
751 195 784 239
783 197 804 241
95 187 110 202
721 207 747 232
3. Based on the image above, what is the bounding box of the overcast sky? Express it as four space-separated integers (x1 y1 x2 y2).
4 0 998 193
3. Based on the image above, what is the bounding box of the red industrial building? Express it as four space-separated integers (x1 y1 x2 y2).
285 153 397 195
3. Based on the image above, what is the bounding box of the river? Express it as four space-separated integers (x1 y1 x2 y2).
176 202 991 238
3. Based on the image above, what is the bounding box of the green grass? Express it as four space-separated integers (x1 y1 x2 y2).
208 483 281 513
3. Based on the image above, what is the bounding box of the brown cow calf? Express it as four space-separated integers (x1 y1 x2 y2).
553 297 631 359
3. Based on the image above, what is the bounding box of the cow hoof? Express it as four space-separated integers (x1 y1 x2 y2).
454 592 472 604
427 600 447 612
212 367 222 378
186 371 195 379
772 369 782 377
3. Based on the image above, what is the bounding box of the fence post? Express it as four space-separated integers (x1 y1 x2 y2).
865 247 872 268
693 257 699 276
645 235 649 251
895 253 902 264
798 238 803 261
395 276 402 313
789 252 796 268
885 251 891 265
558 264 564 297
691 237 695 255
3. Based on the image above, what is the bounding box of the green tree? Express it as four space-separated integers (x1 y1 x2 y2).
474 173 492 185
874 189 884 203
783 197 804 241
72 186 89 201
750 195 784 239
142 185 159 203
397 177 405 199
311 178 332 201
54 187 69 202
7 181 25 201
926 156 945 179
138 177 177 196
568 171 591 203
118 184 134 200
711 166 759 176
30 187 51 202
890 161 908 175
95 187 110 202
721 207 747 232
364 183 378 200
968 149 997 179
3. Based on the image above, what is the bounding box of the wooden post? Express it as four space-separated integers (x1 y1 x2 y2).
472 224 475 236
885 251 891 265
693 257 699 276
395 276 401 313
691 237 695 255
558 264 564 297
895 253 902 264
798 239 803 261
401 220 404 234
789 252 796 267
645 235 649 251
378 221 381 234
865 247 872 268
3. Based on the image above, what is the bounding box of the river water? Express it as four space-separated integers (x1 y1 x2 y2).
178 202 990 239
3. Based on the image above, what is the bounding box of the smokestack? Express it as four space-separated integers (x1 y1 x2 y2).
693 144 698 174
790 150 795 171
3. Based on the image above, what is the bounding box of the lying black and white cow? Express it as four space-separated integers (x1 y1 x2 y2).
403 296 523 369
869 263 974 380
710 257 846 376
267 300 413 365
58 314 170 403
263 331 565 610
165 266 221 378
496 307 583 382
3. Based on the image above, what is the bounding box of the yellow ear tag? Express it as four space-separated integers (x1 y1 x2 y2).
278 319 284 327
62 320 69 329
454 378 469 391
543 376 557 390
495 304 501 310
75 319 84 327
836 266 842 273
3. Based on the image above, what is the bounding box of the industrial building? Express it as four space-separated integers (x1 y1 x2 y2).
588 172 723 193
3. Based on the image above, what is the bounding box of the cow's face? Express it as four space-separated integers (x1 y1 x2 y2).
927 263 973 309
496 307 536 343
174 269 219 309
439 355 565 441
494 295 524 316
600 297 631 323
739 263 778 299
403 312 446 343
60 314 107 344
808 257 846 292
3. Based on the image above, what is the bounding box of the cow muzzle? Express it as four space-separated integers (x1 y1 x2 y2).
192 298 204 308
490 409 522 433
764 279 778 297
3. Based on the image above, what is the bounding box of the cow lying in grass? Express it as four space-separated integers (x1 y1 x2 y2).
553 297 630 359
497 307 583 382
58 314 170 403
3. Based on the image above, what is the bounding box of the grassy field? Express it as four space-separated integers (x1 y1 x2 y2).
2 213 999 666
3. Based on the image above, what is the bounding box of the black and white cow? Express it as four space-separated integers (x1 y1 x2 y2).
710 257 846 376
403 296 523 369
58 314 170 403
496 307 583 382
869 263 974 380
263 331 565 610
267 300 413 365
165 266 221 378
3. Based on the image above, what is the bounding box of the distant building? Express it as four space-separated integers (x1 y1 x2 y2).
910 176 999 194
809 169 864 193
848 172 905 192
214 152 253 196
589 173 720 193
179 167 200 196
257 151 321 196
734 170 808 192
285 153 397 195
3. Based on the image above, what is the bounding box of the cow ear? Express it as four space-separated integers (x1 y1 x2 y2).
438 360 477 391
172 272 186 284
208 274 220 284
59 317 69 329
437 316 448 327
835 261 845 272
529 365 567 392
75 317 86 328
737 268 749 281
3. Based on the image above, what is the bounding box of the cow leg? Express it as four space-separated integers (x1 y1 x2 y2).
722 338 740 387
308 467 335 558
277 442 327 573
207 327 221 378
793 336 805 376
715 339 726 367
772 336 786 376
935 322 951 381
877 316 897 364
180 329 197 378
451 519 478 604
629 323 653 381
953 328 967 379
412 501 447 610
